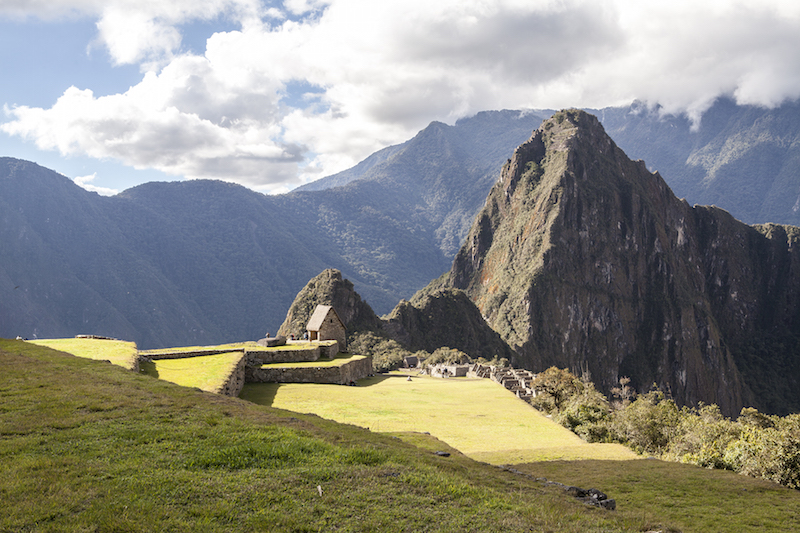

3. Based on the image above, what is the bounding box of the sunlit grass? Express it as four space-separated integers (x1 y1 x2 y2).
240 371 638 464
29 338 138 370
138 341 259 355
141 352 244 393
0 339 658 533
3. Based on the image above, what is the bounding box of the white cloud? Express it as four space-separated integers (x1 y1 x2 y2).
73 172 120 195
4 0 800 193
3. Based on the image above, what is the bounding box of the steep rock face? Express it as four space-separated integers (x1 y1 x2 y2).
277 269 383 339
439 109 800 416
382 287 516 360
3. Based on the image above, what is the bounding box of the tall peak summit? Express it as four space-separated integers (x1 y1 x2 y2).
433 109 800 416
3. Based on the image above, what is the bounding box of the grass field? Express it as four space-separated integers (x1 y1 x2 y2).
4 339 799 532
29 337 139 370
140 352 244 393
517 459 800 533
138 340 338 356
0 339 657 532
240 371 638 464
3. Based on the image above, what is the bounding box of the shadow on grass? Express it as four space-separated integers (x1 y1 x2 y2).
139 359 159 379
355 374 396 387
239 374 398 406
239 383 281 406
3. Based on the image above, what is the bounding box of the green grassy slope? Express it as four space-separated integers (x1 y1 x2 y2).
30 337 139 370
241 373 638 464
520 460 800 533
1 339 655 532
4 340 799 531
140 352 244 393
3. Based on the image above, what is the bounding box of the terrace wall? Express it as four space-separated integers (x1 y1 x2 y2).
218 354 247 397
246 356 372 385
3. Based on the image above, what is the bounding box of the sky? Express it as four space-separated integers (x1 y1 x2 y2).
2 1 800 196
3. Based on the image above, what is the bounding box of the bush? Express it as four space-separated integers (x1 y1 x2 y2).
665 404 739 470
556 385 611 442
529 367 585 413
422 347 471 367
606 390 683 455
527 367 611 442
348 331 419 373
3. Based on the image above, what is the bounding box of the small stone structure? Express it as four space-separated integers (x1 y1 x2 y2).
140 338 363 397
403 355 419 368
306 305 347 352
468 363 538 401
427 363 469 378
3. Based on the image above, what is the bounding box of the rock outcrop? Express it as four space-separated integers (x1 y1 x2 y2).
430 109 800 416
383 287 516 360
277 269 383 339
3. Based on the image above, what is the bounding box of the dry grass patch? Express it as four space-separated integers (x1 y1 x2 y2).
29 338 138 370
240 371 637 464
140 352 243 393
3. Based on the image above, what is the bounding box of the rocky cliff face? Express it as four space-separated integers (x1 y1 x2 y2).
436 109 800 416
382 287 516 360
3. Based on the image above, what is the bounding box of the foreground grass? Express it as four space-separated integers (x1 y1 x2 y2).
140 352 244 393
517 460 800 533
1 339 655 532
29 338 139 370
240 372 637 464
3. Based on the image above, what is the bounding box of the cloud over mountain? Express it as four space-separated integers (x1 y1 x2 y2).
3 0 800 193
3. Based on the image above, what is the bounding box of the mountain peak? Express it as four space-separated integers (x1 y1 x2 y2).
439 109 800 416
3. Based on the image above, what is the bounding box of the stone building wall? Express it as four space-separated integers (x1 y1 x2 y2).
315 318 346 352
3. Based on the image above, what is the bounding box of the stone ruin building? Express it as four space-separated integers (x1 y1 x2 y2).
306 305 347 351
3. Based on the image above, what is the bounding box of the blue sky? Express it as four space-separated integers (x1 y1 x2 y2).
2 1 800 195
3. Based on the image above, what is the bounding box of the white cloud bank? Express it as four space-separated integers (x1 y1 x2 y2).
73 173 120 196
3 0 800 193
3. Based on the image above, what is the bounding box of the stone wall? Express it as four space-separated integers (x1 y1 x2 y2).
217 353 246 397
246 346 321 365
144 348 245 360
315 319 347 352
247 356 372 385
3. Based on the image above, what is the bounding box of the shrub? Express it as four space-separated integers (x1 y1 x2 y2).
606 390 683 455
422 347 471 367
556 385 611 442
529 367 585 413
348 331 418 373
665 404 739 470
